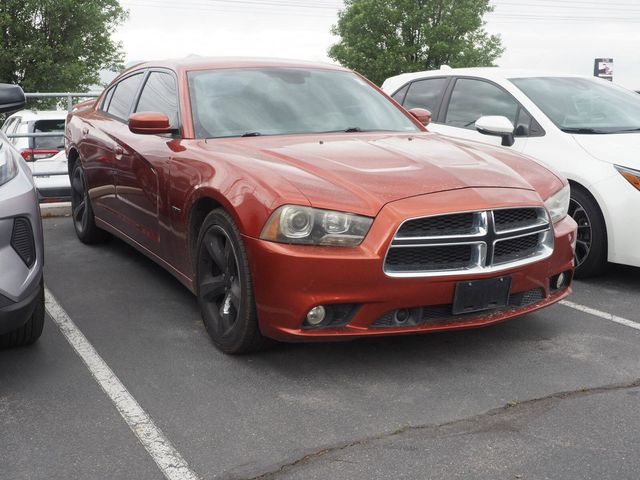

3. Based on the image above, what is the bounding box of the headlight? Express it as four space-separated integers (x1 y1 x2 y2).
615 165 640 191
544 184 570 223
0 146 18 187
260 205 373 246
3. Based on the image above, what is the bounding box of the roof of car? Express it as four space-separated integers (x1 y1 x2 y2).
121 57 347 75
6 109 67 120
381 66 594 94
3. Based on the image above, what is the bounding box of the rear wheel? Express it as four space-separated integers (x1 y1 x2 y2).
0 280 44 348
196 209 267 354
71 161 107 244
569 186 607 278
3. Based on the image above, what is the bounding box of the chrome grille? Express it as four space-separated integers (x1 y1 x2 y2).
494 208 542 231
384 207 552 277
396 212 476 238
385 244 474 272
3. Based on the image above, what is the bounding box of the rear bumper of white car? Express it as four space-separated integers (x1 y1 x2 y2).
28 152 71 203
34 174 71 203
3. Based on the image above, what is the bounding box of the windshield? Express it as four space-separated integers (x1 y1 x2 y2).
188 67 420 138
511 77 640 134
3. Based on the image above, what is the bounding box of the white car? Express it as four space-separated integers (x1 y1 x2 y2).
382 68 640 277
1 109 70 202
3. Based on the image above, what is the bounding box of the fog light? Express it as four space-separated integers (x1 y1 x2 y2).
555 272 566 290
394 309 410 324
306 306 326 326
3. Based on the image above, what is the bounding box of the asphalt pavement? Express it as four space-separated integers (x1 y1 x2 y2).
1 217 639 480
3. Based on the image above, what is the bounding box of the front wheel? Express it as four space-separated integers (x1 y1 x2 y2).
569 186 607 278
196 209 266 354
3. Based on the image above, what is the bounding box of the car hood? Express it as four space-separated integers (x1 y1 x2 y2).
203 132 559 216
572 132 640 170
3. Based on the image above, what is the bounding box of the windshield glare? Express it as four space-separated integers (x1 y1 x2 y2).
188 68 420 138
511 77 640 133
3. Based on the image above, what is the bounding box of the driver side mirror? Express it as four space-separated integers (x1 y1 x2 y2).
128 112 175 135
0 84 26 113
408 108 432 126
475 116 515 147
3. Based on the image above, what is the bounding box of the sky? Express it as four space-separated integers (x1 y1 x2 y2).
113 0 640 90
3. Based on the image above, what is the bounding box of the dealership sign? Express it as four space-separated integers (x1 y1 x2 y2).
594 58 613 81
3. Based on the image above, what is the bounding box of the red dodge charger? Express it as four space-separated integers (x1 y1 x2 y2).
65 58 576 353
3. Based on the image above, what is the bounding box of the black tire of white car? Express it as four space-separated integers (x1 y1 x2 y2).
196 209 267 354
0 280 44 348
71 162 107 244
569 186 608 278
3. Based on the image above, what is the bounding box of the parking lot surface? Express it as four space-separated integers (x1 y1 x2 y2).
2 218 639 479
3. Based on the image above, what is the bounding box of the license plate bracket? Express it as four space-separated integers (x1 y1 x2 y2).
452 276 512 315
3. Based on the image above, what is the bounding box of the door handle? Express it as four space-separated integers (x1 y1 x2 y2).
114 146 123 160
82 127 89 135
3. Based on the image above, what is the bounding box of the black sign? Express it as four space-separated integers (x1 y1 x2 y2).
594 58 613 81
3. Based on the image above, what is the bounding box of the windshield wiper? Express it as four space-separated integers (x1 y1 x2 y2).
560 127 610 134
607 127 640 133
343 127 363 132
241 132 262 137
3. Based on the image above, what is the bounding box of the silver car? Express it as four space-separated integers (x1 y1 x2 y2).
0 84 45 347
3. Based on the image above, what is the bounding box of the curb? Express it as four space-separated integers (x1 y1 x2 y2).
41 202 71 218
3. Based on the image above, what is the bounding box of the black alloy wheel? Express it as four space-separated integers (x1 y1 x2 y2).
568 198 591 269
71 162 89 235
196 210 266 354
70 162 107 244
568 186 607 278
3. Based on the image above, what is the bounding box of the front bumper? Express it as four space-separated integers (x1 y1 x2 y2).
244 189 576 342
0 156 45 305
0 277 42 335
590 170 640 268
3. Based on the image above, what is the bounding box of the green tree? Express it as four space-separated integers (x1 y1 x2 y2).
329 0 504 85
0 0 127 96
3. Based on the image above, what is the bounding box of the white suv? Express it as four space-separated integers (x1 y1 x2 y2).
1 109 70 203
383 68 640 277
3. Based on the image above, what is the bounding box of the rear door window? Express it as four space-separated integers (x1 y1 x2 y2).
107 73 144 120
391 84 409 104
445 78 519 129
403 78 448 116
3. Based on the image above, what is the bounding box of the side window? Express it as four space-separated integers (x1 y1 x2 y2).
445 79 518 129
135 72 179 128
101 87 115 112
107 73 144 120
403 78 448 115
514 108 532 137
1 117 16 133
391 84 409 104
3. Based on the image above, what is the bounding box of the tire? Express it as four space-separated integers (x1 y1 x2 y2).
569 185 608 278
70 161 107 244
195 209 267 354
0 280 45 348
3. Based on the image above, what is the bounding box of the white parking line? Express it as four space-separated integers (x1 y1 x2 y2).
44 287 201 480
560 300 640 331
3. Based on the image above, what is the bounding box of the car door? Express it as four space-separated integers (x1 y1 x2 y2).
114 69 180 257
81 72 145 227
